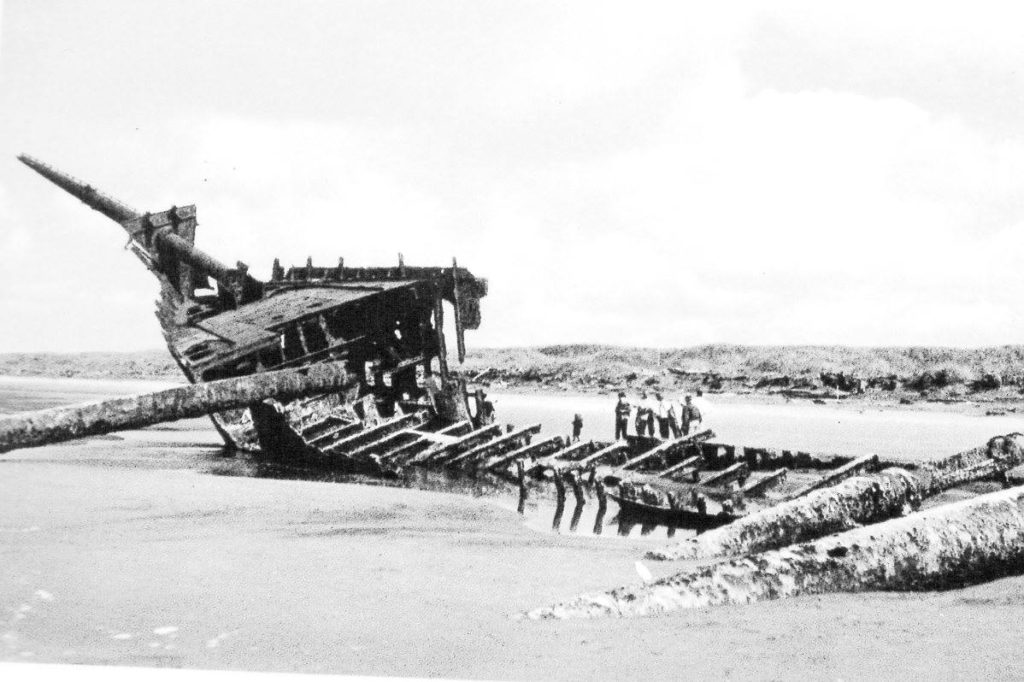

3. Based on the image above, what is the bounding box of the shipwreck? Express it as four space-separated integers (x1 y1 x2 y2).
15 155 490 466
10 156 1024 608
10 155 1024 613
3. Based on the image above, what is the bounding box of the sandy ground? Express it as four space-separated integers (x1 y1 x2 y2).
3 440 1024 680
489 381 1024 418
3 384 1024 679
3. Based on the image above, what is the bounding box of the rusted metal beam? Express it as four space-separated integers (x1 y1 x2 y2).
532 440 594 468
524 485 1024 619
445 423 542 467
344 427 421 461
322 412 425 455
699 462 749 488
611 430 714 476
741 468 788 497
787 453 878 499
18 154 140 223
451 258 466 363
482 435 564 473
0 362 357 455
657 455 702 479
570 442 629 470
307 420 364 447
414 423 503 464
433 291 449 377
378 420 472 463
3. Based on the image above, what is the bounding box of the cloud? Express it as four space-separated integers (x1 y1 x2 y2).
460 66 1024 346
5 2 1024 351
741 2 1024 136
157 64 1024 349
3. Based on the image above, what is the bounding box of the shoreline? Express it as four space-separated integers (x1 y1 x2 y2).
4 371 1021 417
467 380 1024 417
4 343 1024 418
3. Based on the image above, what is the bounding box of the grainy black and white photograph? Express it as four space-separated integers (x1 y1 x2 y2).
3 2 1024 680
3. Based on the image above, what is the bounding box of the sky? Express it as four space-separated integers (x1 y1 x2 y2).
1 1 1024 351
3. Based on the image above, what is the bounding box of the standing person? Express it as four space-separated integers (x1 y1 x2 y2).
614 392 631 441
641 391 657 437
477 392 496 426
571 413 584 442
668 397 682 438
681 394 703 436
692 389 712 423
654 393 671 439
635 391 647 437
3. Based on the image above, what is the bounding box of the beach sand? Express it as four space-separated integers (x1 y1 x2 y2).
2 385 1024 679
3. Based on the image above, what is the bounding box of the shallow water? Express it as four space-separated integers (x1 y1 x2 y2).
2 376 1021 540
490 391 1024 461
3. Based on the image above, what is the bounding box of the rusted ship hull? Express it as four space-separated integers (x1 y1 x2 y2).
19 155 488 466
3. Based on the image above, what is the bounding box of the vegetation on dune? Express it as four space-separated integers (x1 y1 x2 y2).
3 345 1024 402
0 351 179 380
460 344 1024 399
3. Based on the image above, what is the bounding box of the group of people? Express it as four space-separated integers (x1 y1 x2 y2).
614 390 705 441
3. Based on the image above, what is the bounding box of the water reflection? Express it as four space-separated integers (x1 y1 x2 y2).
568 500 584 533
207 452 697 540
551 497 565 532
208 454 519 501
592 488 608 536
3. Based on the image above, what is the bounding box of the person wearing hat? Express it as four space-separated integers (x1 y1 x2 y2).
614 392 631 440
636 391 653 437
681 394 702 435
478 391 496 426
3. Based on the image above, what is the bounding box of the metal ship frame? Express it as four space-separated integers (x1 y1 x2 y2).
18 155 488 462
14 155 1020 537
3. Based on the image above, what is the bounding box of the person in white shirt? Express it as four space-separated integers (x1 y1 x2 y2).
669 396 684 437
654 393 671 439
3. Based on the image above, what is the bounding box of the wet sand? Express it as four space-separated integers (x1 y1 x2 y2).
3 383 1024 679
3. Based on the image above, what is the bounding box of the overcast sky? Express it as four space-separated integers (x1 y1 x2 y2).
2 1 1024 352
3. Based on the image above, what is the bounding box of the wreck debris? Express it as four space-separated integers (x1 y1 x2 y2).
482 435 563 473
593 479 609 535
524 484 1024 619
0 364 362 454
516 459 529 514
19 154 488 461
647 469 918 561
786 453 878 498
610 431 711 476
445 423 542 468
656 454 703 480
648 434 1024 561
0 362 355 455
16 156 1024 554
